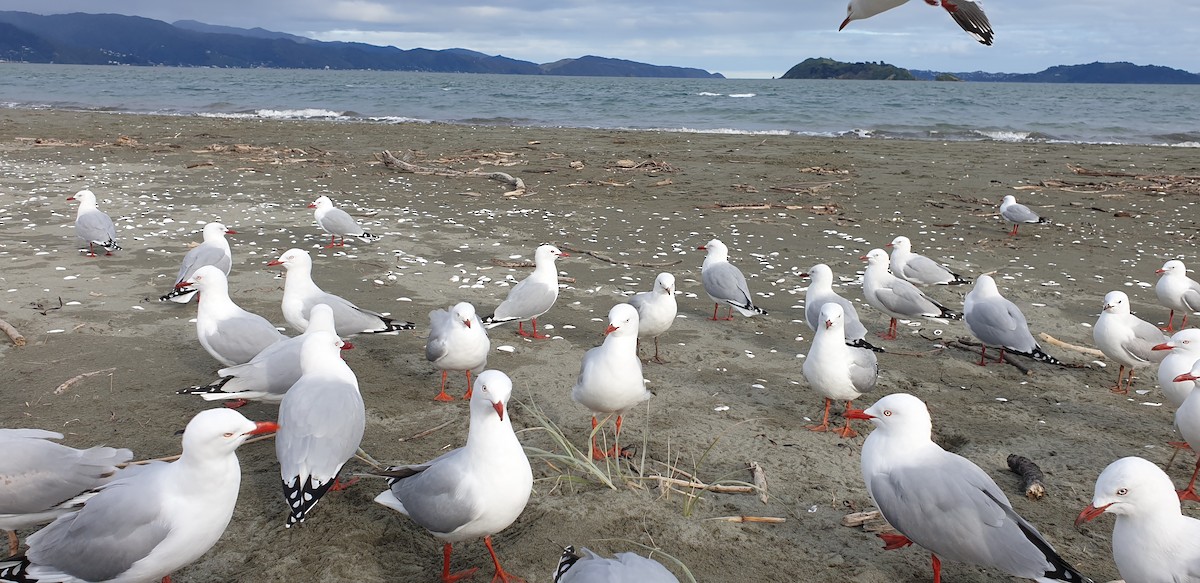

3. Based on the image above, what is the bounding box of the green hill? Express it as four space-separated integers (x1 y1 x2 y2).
781 58 915 81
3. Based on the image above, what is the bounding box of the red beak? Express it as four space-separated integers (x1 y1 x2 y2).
839 16 852 31
307 203 317 208
844 408 874 420
799 272 810 278
1174 373 1198 383
267 260 284 266
825 319 833 329
605 324 619 335
1156 269 1166 274
1153 342 1173 351
175 281 194 289
226 229 238 235
697 245 707 251
464 320 472 328
859 255 869 261
1074 502 1111 527
559 252 571 257
67 196 77 201
249 421 280 436
493 402 505 420
885 243 893 248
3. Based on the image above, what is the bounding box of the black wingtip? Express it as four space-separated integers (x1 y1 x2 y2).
848 338 886 353
943 308 964 321
282 475 336 527
950 273 972 285
0 556 34 582
1029 346 1064 366
554 546 581 583
176 376 233 395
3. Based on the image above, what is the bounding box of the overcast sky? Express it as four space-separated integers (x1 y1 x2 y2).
1 1 1197 78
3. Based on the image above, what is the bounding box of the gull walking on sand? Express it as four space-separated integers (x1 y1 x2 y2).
963 274 1062 366
554 546 680 583
1168 361 1200 501
845 394 1092 583
698 239 767 321
275 330 365 527
1153 328 1200 408
181 265 285 367
0 430 133 556
1076 456 1200 582
572 304 652 460
627 272 678 363
160 222 236 303
270 248 415 335
1000 195 1049 237
427 302 489 402
861 249 961 340
374 370 532 583
802 264 881 352
178 303 348 407
1155 259 1200 332
483 244 568 339
309 195 381 248
840 0 994 45
886 236 969 286
1094 290 1167 394
802 303 877 438
67 189 121 257
0 409 276 583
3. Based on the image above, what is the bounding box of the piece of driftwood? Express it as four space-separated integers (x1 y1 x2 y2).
648 476 756 494
707 515 785 524
696 202 842 213
53 368 117 395
1069 164 1200 181
0 318 25 346
1007 454 1047 500
396 419 456 443
1038 333 1105 358
558 245 682 268
748 461 768 504
941 338 1032 376
377 149 528 197
841 510 880 527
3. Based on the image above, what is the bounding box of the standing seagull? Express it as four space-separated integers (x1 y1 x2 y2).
482 244 568 339
1168 361 1200 500
554 546 680 583
572 304 652 460
1153 328 1200 408
840 0 994 45
426 302 490 402
270 248 415 335
846 393 1093 583
0 409 277 583
0 430 132 556
1093 290 1167 394
802 263 880 352
66 190 121 257
309 195 381 248
374 370 532 583
627 272 678 363
861 249 961 340
160 222 236 304
1000 195 1049 237
698 239 767 321
802 303 877 438
1076 457 1200 583
1155 260 1200 332
182 265 285 367
963 274 1062 366
887 236 969 286
275 330 365 527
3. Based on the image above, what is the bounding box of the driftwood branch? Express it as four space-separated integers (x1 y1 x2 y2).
1007 454 1047 500
54 368 117 395
748 461 768 504
1069 164 1200 181
396 419 455 443
1038 333 1105 358
558 245 682 268
0 318 25 346
696 202 842 214
377 150 528 197
706 515 785 524
930 337 1032 375
646 476 756 494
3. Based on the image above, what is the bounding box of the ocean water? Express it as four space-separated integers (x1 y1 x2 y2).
1 63 1197 147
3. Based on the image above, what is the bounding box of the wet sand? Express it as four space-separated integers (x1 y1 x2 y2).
2 108 1199 582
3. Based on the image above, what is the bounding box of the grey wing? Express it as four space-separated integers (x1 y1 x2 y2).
0 439 131 515
277 378 366 483
310 293 387 335
76 210 116 244
494 278 557 320
1002 203 1040 224
1182 282 1200 312
870 455 1050 577
704 263 752 304
426 309 453 362
945 0 993 45
563 549 680 583
387 450 481 536
216 313 284 363
1129 318 1169 363
26 473 172 582
216 337 304 395
627 290 650 312
175 245 231 284
967 298 1034 351
900 255 954 285
849 347 878 394
874 280 940 318
320 208 365 236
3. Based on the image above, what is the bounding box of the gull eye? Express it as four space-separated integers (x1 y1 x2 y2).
883 410 892 417
1117 488 1128 496
223 432 234 438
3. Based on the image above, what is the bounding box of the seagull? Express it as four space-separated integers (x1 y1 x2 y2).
963 274 1062 366
181 265 285 367
0 409 277 583
886 236 969 286
1170 366 1200 502
627 272 678 363
160 222 236 304
178 303 349 406
0 430 133 556
554 546 680 583
1000 195 1049 237
1152 328 1200 408
1093 290 1167 394
482 244 568 339
374 370 532 583
839 0 994 46
846 393 1093 583
1075 456 1200 582
698 239 767 321
269 248 415 336
308 195 381 248
426 302 489 402
802 303 877 438
66 189 121 257
571 303 652 460
802 264 881 352
861 248 961 340
1155 260 1200 332
275 329 365 527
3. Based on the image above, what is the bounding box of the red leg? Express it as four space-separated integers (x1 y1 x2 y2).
836 400 859 438
222 398 249 409
329 476 359 491
710 303 720 321
462 370 473 400
724 306 734 321
1110 365 1129 394
995 348 1007 364
162 577 172 583
806 399 832 432
516 321 528 337
86 242 98 258
931 554 942 583
877 318 898 341
441 543 479 583
1178 457 1200 502
1184 314 1191 328
878 532 912 550
976 344 988 366
528 318 549 339
1165 310 1177 332
590 416 606 460
326 234 336 249
1008 224 1019 237
435 370 454 402
484 535 526 583
652 337 666 364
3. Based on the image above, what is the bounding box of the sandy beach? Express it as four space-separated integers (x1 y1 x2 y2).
3 108 1200 582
